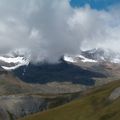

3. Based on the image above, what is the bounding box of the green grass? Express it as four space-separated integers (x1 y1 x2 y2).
7 111 14 120
0 80 6 85
19 80 120 120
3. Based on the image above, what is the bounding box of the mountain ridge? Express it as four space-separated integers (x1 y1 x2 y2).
1 48 120 71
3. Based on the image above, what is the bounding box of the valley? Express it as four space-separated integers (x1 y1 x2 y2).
19 80 120 120
0 48 120 120
0 0 120 119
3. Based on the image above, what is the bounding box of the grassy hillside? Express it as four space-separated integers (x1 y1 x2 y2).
19 80 120 120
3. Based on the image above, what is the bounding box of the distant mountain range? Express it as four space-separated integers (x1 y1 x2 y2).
63 48 120 64
1 48 120 71
0 48 120 86
0 48 120 120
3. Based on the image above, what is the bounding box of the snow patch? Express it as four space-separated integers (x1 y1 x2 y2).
111 58 120 63
0 56 29 70
0 56 27 64
64 54 97 63
77 55 97 63
63 55 76 63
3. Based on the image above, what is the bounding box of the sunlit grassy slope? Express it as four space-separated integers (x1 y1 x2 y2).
19 80 120 120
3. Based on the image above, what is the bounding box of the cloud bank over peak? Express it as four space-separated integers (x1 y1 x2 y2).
0 0 120 63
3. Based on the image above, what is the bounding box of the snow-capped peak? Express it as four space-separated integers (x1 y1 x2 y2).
0 56 29 71
0 56 27 64
63 55 76 63
63 54 97 63
0 48 31 71
81 48 120 63
77 55 97 63
63 48 120 64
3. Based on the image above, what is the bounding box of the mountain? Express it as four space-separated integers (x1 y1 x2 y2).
1 48 120 72
1 48 120 120
63 48 120 63
0 56 29 70
0 48 30 71
0 65 82 120
1 48 120 91
1 48 120 93
10 48 120 88
19 80 120 120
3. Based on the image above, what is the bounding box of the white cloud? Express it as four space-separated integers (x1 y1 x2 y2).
0 0 120 63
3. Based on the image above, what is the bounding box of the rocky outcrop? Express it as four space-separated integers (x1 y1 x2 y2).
0 93 79 120
0 95 48 120
0 107 10 120
109 87 120 100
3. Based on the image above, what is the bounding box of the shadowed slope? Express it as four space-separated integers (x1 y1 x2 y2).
14 62 106 86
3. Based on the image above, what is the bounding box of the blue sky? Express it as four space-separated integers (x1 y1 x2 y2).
70 0 120 10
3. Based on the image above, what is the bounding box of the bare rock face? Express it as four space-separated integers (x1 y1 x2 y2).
109 87 120 100
0 107 10 120
0 95 48 120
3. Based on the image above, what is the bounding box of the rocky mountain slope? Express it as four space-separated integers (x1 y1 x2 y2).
0 48 120 120
0 91 81 120
19 80 120 120
0 56 29 71
1 48 120 71
63 48 120 64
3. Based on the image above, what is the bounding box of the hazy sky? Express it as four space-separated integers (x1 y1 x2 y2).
0 0 120 62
